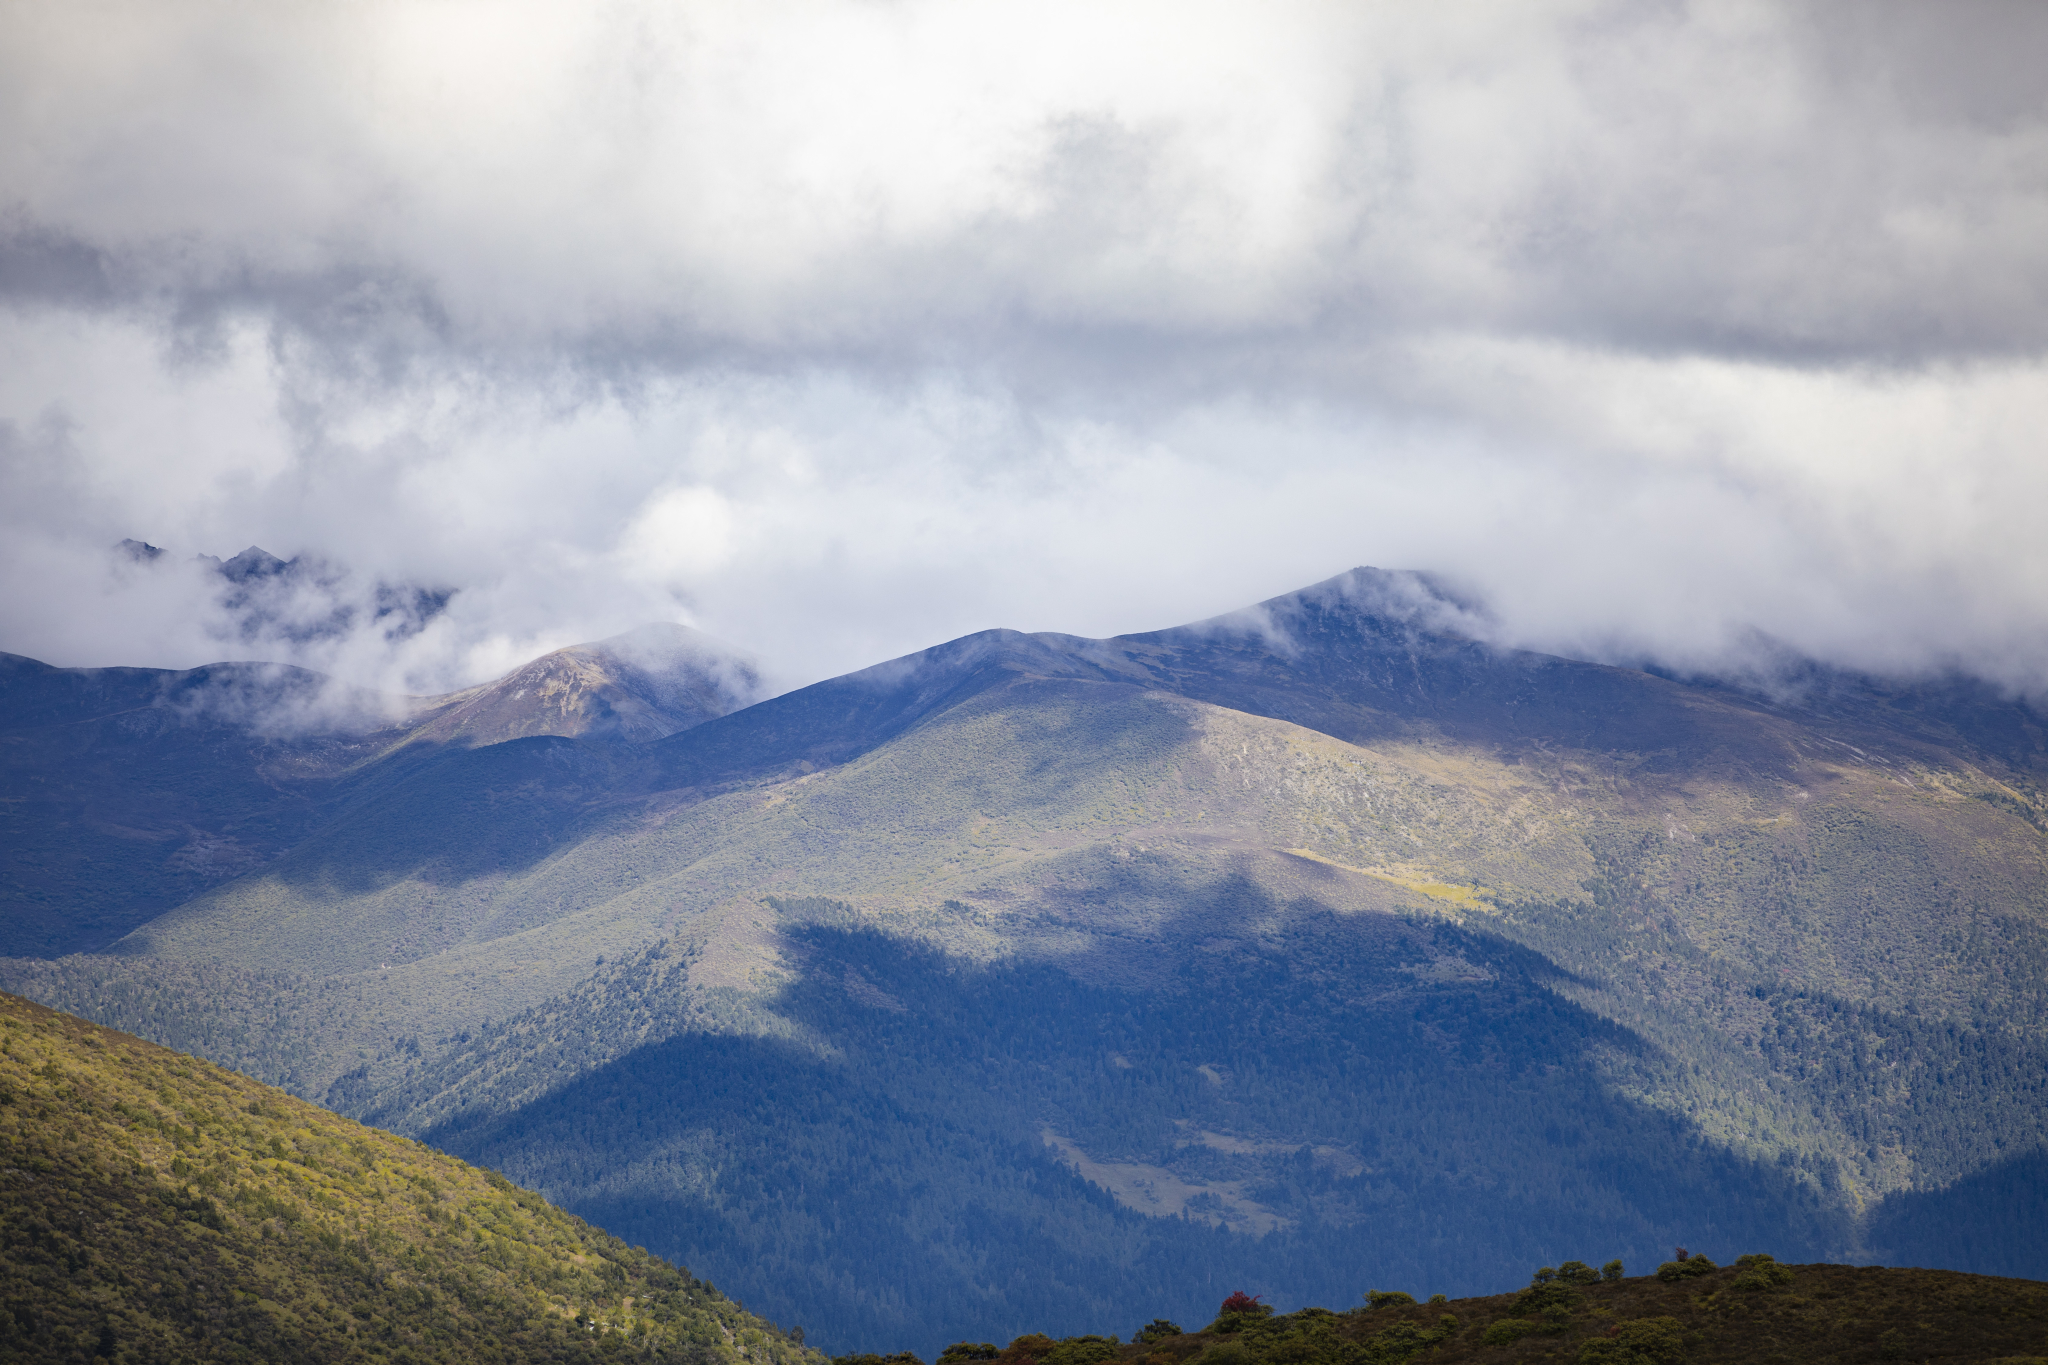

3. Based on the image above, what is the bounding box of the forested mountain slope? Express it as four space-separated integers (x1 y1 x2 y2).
6 568 2047 1354
0 989 816 1363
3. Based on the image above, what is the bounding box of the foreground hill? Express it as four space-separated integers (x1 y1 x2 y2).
6 568 2048 1350
900 1259 2048 1365
0 990 818 1363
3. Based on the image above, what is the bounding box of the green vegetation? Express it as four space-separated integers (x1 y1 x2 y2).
1654 1256 1717 1282
877 1261 2048 1365
0 990 819 1364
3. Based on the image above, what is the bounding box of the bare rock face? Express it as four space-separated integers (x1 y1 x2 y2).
400 623 764 748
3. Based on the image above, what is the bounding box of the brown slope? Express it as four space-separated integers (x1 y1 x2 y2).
399 622 762 747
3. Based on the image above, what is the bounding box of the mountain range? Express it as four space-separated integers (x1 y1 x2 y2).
3 566 2045 1356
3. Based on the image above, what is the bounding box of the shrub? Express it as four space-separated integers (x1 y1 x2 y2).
1481 1319 1542 1347
1364 1290 1417 1309
999 1334 1056 1365
1360 1316 1459 1361
1132 1321 1182 1345
1043 1336 1120 1365
1655 1255 1717 1282
1558 1261 1602 1285
1577 1317 1687 1364
1511 1281 1580 1316
939 1344 999 1364
1601 1260 1625 1282
1731 1253 1796 1291
1210 1293 1273 1333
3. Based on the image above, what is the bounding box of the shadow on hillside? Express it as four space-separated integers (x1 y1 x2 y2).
1869 1148 2048 1281
423 879 1845 1358
240 736 637 895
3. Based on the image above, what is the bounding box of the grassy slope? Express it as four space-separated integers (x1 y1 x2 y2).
0 990 820 1364
925 1259 2048 1365
65 670 2048 1200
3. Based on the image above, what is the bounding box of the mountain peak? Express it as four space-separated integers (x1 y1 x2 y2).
217 545 296 582
1165 566 1495 655
402 623 763 748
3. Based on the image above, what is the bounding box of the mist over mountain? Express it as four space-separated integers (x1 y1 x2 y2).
0 618 759 957
6 5 2048 711
404 623 764 747
5 567 2045 1354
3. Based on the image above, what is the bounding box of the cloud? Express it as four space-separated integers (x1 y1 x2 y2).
1 1 2045 699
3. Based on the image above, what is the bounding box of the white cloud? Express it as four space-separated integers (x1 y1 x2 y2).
620 484 740 586
2 1 2046 699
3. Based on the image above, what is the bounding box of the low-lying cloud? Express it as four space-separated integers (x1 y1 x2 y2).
3 1 2045 700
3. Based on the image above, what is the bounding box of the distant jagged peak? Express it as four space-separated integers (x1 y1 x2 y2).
183 543 305 581
217 544 297 582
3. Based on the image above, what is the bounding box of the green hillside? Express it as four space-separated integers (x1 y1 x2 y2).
0 989 821 1364
873 1258 2048 1365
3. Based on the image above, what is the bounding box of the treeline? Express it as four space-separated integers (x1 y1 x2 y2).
835 1255 2048 1365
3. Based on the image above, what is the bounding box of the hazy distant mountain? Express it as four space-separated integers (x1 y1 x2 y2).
5 568 2045 1352
0 623 759 956
401 623 762 748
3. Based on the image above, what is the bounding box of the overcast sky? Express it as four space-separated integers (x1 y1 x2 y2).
3 0 2046 700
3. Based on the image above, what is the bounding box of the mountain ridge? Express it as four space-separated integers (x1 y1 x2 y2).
5 565 2047 1351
